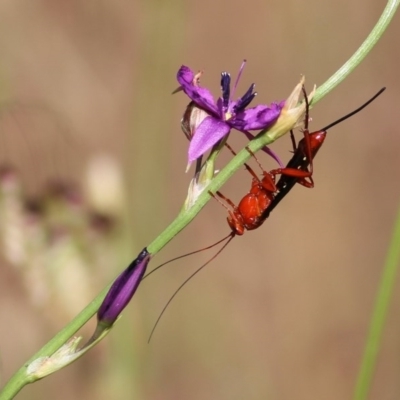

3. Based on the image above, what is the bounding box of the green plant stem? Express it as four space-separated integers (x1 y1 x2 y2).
1 0 399 398
0 287 110 400
352 204 400 400
313 0 399 104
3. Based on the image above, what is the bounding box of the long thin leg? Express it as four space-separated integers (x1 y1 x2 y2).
289 130 297 153
300 85 314 177
209 190 236 211
268 86 316 184
224 142 262 182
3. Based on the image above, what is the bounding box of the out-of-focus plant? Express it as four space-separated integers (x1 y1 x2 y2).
0 156 126 326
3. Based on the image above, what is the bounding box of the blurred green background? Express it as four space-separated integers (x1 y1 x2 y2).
0 1 399 399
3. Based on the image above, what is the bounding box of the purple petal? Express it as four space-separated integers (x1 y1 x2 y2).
188 116 230 162
97 249 150 325
177 66 219 116
232 102 283 131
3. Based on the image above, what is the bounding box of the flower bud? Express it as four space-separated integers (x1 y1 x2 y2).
97 248 150 327
265 76 316 142
184 159 215 209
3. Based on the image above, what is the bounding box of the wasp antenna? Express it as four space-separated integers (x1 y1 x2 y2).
143 233 233 281
147 234 234 343
321 87 386 132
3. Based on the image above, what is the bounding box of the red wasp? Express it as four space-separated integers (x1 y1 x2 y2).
147 87 385 341
212 87 386 236
265 87 385 219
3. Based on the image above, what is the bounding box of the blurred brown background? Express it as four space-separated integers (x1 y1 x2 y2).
0 1 399 399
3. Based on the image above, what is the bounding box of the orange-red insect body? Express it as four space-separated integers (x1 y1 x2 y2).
216 87 386 236
226 171 276 234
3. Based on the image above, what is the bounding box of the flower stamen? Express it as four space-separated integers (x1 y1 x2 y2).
235 84 257 113
231 59 247 100
193 71 203 86
220 72 231 109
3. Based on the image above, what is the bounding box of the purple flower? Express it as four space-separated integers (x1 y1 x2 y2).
177 61 285 163
97 248 150 326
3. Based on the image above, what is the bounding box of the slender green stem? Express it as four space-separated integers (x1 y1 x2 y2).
352 204 400 400
0 287 109 400
313 0 399 104
1 0 398 398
